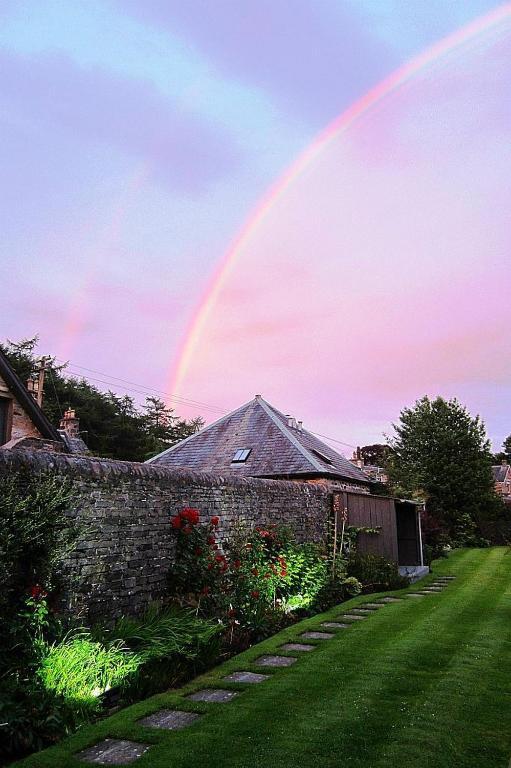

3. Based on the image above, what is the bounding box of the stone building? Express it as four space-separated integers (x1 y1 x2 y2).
492 461 511 497
148 395 426 577
0 347 88 454
148 394 370 492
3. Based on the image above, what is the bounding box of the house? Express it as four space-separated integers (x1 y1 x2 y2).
0 347 89 454
148 395 427 578
148 394 370 491
349 449 389 485
492 461 511 497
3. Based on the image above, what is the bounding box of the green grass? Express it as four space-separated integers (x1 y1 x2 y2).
15 548 511 768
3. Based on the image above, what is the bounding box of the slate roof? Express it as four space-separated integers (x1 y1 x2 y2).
492 464 510 483
0 347 62 443
148 395 370 485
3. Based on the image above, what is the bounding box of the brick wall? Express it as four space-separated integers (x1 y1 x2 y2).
0 449 331 621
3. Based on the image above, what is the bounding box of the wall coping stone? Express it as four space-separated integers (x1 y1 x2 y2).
0 448 329 497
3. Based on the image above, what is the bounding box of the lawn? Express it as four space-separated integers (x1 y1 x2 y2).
16 547 511 768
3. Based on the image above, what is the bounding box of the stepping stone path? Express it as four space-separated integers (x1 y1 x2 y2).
76 739 149 765
300 631 334 640
255 655 297 667
321 621 351 629
187 689 238 703
76 577 460 765
223 671 269 683
138 710 201 730
279 642 315 652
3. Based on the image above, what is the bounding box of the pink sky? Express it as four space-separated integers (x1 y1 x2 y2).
172 27 511 449
2 2 510 451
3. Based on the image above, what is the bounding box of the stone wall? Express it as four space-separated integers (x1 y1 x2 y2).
0 449 331 621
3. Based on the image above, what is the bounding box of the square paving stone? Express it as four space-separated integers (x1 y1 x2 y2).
321 622 351 629
76 739 149 765
300 631 334 640
255 655 297 667
279 643 315 652
350 608 373 614
187 689 238 703
341 614 366 620
223 671 270 683
378 597 402 603
138 710 201 730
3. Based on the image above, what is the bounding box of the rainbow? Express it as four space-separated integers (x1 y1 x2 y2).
169 2 511 400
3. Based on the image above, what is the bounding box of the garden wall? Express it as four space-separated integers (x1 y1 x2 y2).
0 449 331 620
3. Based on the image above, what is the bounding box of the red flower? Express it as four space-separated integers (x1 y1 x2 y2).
280 570 287 577
211 516 219 526
30 584 46 599
182 525 192 535
251 590 260 599
233 559 242 569
207 536 216 545
251 568 259 576
170 515 182 529
215 554 226 563
194 547 203 556
207 563 214 570
180 508 200 525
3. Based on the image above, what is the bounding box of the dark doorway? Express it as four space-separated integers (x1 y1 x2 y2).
395 501 420 565
0 398 9 445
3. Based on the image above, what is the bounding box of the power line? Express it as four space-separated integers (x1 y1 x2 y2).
56 358 226 415
56 357 359 448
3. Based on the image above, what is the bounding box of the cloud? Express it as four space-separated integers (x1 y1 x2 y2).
0 49 241 193
118 0 397 127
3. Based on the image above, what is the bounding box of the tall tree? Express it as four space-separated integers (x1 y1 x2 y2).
388 396 507 544
1 337 204 462
358 444 390 466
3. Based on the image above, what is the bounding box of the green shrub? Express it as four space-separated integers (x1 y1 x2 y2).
0 470 77 619
0 679 79 763
347 553 408 591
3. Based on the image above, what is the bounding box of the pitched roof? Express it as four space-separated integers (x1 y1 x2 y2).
492 464 510 483
0 348 62 443
148 395 370 485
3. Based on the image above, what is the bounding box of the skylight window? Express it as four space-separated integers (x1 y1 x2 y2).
232 448 251 463
312 449 333 466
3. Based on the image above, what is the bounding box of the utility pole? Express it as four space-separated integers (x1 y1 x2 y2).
36 357 48 408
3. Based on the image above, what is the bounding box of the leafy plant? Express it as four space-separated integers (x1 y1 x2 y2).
347 553 408 591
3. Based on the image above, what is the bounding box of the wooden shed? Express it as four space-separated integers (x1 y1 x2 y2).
333 490 425 573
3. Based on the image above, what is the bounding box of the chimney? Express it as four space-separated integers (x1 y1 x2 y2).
297 420 303 431
60 408 80 438
285 414 297 429
27 377 39 400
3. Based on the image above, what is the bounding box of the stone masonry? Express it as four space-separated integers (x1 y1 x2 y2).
0 449 330 621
